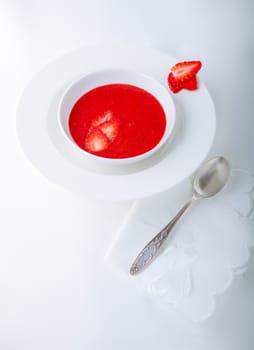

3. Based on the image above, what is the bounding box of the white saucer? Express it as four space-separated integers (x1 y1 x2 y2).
16 46 216 200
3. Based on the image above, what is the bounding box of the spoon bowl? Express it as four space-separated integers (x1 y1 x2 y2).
193 156 231 198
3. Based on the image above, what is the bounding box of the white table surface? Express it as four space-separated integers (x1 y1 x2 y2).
1 1 254 349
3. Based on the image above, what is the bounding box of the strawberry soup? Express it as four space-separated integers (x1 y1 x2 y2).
69 84 167 159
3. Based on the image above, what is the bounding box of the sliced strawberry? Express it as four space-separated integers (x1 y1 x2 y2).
168 60 202 93
182 76 198 90
92 111 112 127
168 72 183 93
84 127 109 152
171 61 202 83
100 120 119 142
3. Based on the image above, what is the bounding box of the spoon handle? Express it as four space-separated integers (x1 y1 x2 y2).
129 197 195 275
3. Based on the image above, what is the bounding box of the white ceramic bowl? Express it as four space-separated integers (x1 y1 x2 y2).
58 69 176 169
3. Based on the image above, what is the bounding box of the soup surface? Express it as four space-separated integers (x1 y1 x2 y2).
69 83 167 159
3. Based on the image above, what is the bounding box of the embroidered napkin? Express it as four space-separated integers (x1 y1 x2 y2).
105 169 254 322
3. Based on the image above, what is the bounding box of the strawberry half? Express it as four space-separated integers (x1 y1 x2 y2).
100 120 119 142
171 61 202 83
168 72 182 93
84 127 109 153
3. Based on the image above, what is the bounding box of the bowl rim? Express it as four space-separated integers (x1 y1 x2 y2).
57 68 176 166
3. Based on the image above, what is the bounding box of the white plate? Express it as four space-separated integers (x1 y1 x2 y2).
16 46 216 200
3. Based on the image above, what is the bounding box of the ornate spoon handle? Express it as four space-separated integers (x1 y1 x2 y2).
129 197 195 275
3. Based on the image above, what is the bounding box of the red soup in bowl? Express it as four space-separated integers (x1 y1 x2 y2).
69 83 167 159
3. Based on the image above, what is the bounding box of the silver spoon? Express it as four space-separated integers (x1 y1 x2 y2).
130 156 231 275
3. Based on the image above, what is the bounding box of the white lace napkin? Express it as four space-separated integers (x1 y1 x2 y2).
105 169 254 322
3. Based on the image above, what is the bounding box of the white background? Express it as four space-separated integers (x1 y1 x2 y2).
0 0 253 349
